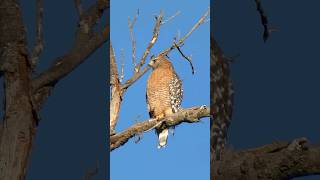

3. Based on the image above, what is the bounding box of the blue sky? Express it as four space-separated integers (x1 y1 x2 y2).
111 1 210 180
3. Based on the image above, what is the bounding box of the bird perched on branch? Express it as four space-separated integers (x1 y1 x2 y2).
146 56 183 148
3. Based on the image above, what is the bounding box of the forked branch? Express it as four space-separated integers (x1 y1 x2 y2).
134 11 163 73
32 0 108 93
121 7 209 91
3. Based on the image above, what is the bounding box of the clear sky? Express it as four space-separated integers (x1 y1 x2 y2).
111 0 210 180
214 0 320 179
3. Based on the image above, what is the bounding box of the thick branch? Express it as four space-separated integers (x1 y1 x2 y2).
30 0 44 69
110 106 210 151
32 0 108 92
110 43 121 135
0 1 37 179
214 138 320 179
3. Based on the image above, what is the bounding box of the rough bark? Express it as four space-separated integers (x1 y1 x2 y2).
0 1 36 179
110 106 210 151
213 138 320 180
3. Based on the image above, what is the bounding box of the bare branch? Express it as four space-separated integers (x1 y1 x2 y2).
120 11 164 91
254 0 271 42
174 42 194 74
121 63 150 91
161 11 181 25
134 11 163 73
119 48 125 83
214 138 320 179
32 28 109 110
175 7 209 48
32 0 108 92
128 9 139 68
110 43 122 135
159 7 210 58
121 8 208 91
30 0 44 69
110 106 210 151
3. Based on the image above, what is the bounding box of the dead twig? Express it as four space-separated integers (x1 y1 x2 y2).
119 48 125 83
174 7 209 48
128 9 139 68
121 8 208 91
174 42 194 74
254 0 271 42
134 11 163 73
161 11 181 25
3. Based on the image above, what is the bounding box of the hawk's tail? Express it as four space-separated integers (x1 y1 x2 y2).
157 128 169 148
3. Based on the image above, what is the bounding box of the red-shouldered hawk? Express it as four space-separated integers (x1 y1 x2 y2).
146 56 183 148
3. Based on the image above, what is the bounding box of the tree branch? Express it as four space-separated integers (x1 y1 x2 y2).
110 106 210 151
30 0 44 69
213 138 320 179
31 0 108 92
161 11 180 25
0 1 37 179
254 0 271 42
128 9 139 68
134 11 163 73
120 8 209 92
155 6 210 60
110 43 121 135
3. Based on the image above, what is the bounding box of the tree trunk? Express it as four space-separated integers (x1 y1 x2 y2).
0 0 37 179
